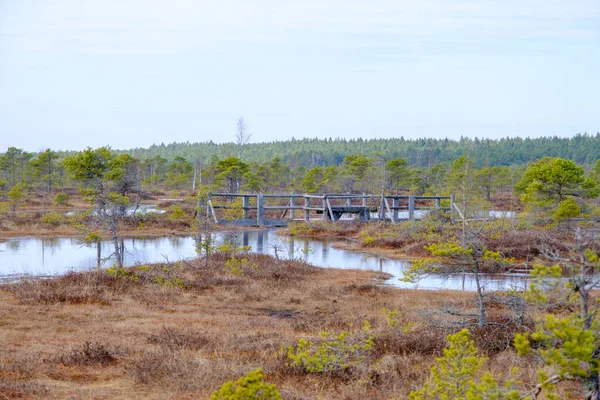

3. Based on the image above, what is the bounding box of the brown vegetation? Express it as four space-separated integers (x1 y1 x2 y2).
288 219 573 267
0 253 559 399
0 189 204 238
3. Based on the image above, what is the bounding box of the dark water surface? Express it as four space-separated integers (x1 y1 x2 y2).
0 230 527 291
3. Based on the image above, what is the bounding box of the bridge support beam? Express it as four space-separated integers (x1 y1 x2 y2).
256 194 264 226
243 195 250 219
304 196 310 222
450 194 455 223
408 196 415 220
323 197 330 220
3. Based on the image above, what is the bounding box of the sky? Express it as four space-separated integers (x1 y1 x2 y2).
0 0 599 152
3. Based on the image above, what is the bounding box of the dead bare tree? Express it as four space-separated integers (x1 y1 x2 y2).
236 117 251 159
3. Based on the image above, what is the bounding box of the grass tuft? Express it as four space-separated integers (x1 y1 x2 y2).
147 326 210 351
57 341 119 367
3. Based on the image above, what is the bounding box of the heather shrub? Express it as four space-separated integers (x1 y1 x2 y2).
286 321 374 373
211 369 281 400
40 211 65 226
57 341 118 366
53 192 69 206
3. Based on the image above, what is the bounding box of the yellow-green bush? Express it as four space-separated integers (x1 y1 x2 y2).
53 192 69 206
211 369 281 400
41 211 65 226
286 321 374 373
411 329 519 399
105 264 185 288
168 204 187 222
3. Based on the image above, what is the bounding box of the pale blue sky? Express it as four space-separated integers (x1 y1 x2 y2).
1 0 599 151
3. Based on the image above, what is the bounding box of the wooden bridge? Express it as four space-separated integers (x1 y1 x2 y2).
207 193 456 227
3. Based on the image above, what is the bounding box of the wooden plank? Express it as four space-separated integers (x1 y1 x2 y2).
326 194 378 199
264 206 305 210
326 197 335 223
279 198 289 219
383 196 395 224
211 193 256 198
414 196 451 200
207 199 219 224
263 194 305 198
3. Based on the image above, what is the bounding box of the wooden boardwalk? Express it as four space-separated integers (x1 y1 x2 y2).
207 193 456 227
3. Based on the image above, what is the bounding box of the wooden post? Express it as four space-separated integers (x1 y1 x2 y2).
290 197 295 220
408 195 415 220
393 198 399 221
304 196 310 222
243 195 250 219
323 196 330 220
435 196 441 209
257 194 264 226
96 239 101 268
362 193 367 207
450 194 455 223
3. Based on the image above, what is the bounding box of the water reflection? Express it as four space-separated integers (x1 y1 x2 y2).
0 230 528 291
63 204 165 217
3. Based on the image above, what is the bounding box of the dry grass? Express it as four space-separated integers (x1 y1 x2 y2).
147 326 210 351
0 189 202 238
56 341 120 367
289 219 576 266
0 253 574 399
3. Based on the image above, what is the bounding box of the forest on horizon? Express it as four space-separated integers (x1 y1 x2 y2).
2 133 600 203
123 132 600 168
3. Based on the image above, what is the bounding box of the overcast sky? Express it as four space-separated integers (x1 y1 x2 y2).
1 0 599 152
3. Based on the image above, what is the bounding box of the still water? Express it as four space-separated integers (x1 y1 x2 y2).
0 230 527 291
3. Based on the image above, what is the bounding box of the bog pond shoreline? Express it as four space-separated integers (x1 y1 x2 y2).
0 229 529 291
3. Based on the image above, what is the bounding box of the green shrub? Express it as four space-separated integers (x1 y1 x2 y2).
41 212 65 226
410 329 519 399
7 184 24 211
152 263 186 288
53 192 69 206
105 264 185 288
211 369 281 400
168 204 187 222
225 257 248 275
286 321 374 373
288 223 310 235
382 308 414 333
106 266 140 281
553 198 581 221
362 235 376 245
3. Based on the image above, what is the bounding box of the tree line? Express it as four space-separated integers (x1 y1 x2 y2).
2 145 600 209
124 132 600 167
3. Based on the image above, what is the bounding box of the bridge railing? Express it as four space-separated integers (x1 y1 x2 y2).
208 193 456 227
